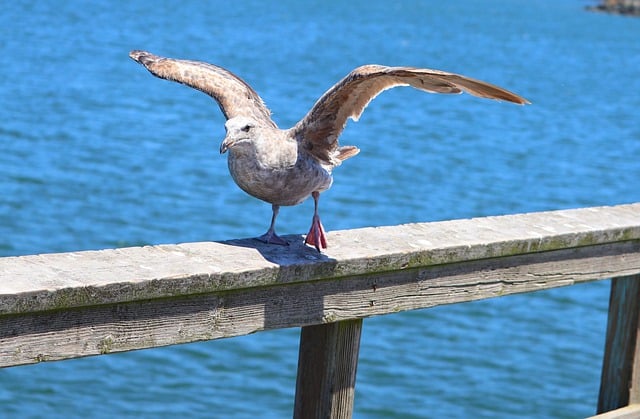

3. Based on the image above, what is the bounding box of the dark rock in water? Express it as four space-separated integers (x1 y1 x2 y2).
587 0 640 15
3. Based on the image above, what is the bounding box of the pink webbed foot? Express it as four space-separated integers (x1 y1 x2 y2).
305 214 327 251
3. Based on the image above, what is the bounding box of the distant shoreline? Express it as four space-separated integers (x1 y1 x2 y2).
587 0 640 16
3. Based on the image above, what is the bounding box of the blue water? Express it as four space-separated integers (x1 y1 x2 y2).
1 0 639 417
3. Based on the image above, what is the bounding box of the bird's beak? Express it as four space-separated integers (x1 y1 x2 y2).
219 138 231 154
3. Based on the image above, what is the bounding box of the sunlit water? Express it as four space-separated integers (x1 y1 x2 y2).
1 1 639 417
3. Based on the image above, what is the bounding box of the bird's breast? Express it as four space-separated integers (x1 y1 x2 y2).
226 151 332 207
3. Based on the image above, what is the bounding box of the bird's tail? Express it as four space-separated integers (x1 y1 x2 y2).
335 145 360 162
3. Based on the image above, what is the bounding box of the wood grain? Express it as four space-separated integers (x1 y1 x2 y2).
598 275 640 413
0 203 639 368
588 404 640 419
1 203 638 316
294 320 362 419
1 239 638 367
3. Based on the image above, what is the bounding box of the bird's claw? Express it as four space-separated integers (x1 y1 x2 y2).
257 230 289 246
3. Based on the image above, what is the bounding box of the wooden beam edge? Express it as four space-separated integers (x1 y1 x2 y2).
1 203 639 316
1 240 639 367
588 403 640 419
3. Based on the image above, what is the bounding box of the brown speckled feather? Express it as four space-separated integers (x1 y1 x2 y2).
129 50 276 128
130 50 529 250
293 65 529 164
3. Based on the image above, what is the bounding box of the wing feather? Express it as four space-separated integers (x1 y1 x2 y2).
293 65 528 164
129 50 276 128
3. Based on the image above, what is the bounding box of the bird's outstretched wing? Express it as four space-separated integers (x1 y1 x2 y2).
129 50 276 128
292 65 529 164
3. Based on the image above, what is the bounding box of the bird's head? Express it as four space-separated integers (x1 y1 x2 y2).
220 116 258 154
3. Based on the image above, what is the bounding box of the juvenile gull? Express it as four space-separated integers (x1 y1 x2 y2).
129 50 529 251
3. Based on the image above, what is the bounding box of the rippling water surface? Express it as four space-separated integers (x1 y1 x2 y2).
1 1 639 417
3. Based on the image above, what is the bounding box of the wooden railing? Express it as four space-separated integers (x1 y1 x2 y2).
1 203 639 418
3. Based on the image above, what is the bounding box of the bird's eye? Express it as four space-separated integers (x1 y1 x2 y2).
241 124 252 132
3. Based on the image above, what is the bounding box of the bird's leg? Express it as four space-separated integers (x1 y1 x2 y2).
257 204 289 246
304 191 327 251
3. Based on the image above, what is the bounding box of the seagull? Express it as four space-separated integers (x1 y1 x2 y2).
129 50 528 251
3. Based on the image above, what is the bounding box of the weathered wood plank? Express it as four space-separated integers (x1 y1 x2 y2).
294 319 362 419
0 203 639 368
598 274 640 413
1 239 639 367
588 403 640 419
1 203 639 316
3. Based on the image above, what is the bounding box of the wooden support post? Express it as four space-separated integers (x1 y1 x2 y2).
293 319 363 419
598 274 640 414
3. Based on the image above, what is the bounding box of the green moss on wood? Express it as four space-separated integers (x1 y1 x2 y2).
98 336 114 354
